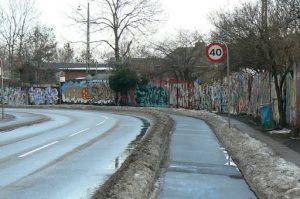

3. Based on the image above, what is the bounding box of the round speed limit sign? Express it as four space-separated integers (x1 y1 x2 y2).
206 42 226 62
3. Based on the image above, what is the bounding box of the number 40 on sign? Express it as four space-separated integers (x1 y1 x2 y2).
205 42 226 63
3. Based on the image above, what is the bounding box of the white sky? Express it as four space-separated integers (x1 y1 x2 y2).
36 0 254 49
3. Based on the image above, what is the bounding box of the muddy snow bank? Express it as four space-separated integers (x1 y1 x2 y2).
163 108 300 199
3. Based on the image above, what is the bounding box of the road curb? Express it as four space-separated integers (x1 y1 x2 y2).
0 113 50 132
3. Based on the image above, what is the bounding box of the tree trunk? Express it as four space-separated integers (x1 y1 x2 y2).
273 73 286 127
115 91 119 106
114 31 121 68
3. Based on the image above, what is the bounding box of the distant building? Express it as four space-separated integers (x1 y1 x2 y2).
46 63 111 81
18 62 111 86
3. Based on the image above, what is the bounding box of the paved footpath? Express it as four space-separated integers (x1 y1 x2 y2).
227 117 300 167
158 115 256 199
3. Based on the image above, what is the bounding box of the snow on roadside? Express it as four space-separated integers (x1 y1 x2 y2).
267 128 292 135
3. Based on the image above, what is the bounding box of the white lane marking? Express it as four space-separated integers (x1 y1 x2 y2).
68 128 90 137
176 129 209 132
96 121 106 126
96 116 109 126
18 141 59 158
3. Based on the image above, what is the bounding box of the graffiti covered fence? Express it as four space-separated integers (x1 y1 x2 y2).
61 79 115 105
121 80 195 109
1 86 59 105
50 69 300 126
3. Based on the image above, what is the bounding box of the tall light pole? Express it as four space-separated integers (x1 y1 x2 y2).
86 1 90 76
78 1 91 76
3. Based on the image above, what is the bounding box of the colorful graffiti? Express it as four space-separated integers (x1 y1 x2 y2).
169 80 195 109
28 87 59 105
88 80 115 105
133 81 169 107
62 80 87 104
3 87 27 105
121 80 194 108
0 86 59 105
2 67 297 126
61 80 115 105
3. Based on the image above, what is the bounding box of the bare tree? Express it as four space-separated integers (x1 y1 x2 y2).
23 25 57 85
211 0 300 127
77 0 162 67
153 30 209 81
56 43 75 63
0 0 37 77
27 26 57 63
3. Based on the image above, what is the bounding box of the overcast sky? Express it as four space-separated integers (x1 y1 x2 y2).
35 0 255 56
36 0 255 42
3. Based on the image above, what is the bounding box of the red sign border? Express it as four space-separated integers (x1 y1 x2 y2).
205 42 226 63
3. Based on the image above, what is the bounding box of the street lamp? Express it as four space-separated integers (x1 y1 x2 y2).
77 0 92 76
86 1 90 76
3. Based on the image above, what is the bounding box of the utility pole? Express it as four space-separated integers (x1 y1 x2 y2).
86 1 90 76
261 0 268 31
261 0 271 103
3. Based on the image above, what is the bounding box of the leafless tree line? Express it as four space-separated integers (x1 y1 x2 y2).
74 0 162 67
211 0 300 126
0 0 76 79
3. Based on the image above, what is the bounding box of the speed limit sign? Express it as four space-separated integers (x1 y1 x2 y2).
206 42 226 62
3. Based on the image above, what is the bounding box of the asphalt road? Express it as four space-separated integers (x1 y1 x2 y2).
0 108 143 199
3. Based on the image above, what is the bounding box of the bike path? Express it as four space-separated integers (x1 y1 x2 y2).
158 115 256 199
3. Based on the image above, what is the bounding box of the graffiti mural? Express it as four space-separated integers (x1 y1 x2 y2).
61 79 115 105
3 87 27 105
88 80 115 105
62 80 87 104
59 70 297 126
120 80 195 108
28 87 59 105
230 73 249 114
0 86 59 105
133 81 169 107
169 80 195 109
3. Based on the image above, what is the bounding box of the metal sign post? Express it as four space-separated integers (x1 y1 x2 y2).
206 42 231 128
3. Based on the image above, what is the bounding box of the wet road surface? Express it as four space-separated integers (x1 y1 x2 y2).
0 108 143 199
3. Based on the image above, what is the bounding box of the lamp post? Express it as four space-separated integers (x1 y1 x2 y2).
86 1 90 76
78 1 91 76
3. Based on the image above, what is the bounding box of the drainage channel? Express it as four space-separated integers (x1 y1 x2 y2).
107 117 150 170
